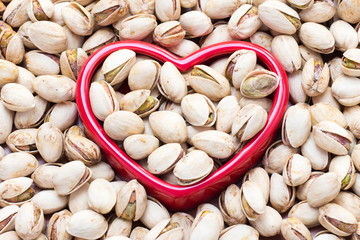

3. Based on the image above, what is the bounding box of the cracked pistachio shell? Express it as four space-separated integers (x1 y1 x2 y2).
232 104 267 142
33 75 75 103
68 182 90 213
104 111 144 141
288 201 320 228
301 134 329 170
154 0 180 22
104 214 132 239
116 14 157 41
216 96 240 133
14 96 48 129
149 111 186 143
3 0 29 27
240 181 266 221
179 11 213 38
62 2 94 36
47 209 72 240
128 60 160 91
123 134 159 160
307 172 341 207
28 21 66 54
0 205 19 234
6 128 37 154
102 49 136 86
120 90 160 118
310 102 347 128
243 167 270 203
332 75 360 106
173 150 214 186
263 140 298 174
153 21 185 47
64 134 101 166
288 70 308 103
299 0 336 23
330 21 358 52
115 179 147 221
299 45 323 68
333 192 360 221
282 103 311 148
1 83 35 112
302 58 329 97
91 0 128 26
158 62 187 103
202 0 239 19
281 217 312 240
159 100 182 116
0 177 35 207
89 161 115 182
17 21 36 49
338 0 360 24
0 30 25 64
0 152 38 180
147 143 184 175
170 212 193 240
240 69 280 97
27 0 54 22
88 179 116 214
319 203 357 236
329 155 356 190
299 22 335 54
249 206 282 237
224 50 257 89
341 48 360 77
258 1 301 35
140 197 170 229
36 123 64 163
312 121 352 155
127 0 154 14
269 173 296 213
31 190 68 214
190 210 222 240
228 5 262 40
44 101 78 131
187 65 231 101
0 59 18 87
328 56 344 82
192 130 235 159
52 161 92 195
271 35 301 73
282 154 312 187
15 202 45 240
60 48 88 80
24 50 60 76
90 81 119 121
219 224 259 240
66 209 108 239
219 184 246 226
196 203 224 231
181 93 216 127
144 218 183 240
31 163 61 189
82 27 117 55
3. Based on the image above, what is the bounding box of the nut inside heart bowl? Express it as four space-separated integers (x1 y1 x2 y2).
76 40 289 211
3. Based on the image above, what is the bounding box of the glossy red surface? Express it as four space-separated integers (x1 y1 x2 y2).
76 41 289 211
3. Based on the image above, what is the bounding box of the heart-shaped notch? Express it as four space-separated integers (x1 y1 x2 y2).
76 41 289 211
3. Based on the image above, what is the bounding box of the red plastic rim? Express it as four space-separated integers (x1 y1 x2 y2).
76 41 289 211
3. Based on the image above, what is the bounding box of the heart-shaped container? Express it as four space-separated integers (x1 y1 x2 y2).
76 41 289 211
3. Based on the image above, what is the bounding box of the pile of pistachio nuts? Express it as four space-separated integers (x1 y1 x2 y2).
1 0 360 239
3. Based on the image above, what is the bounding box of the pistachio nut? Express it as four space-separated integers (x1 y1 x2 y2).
120 90 160 118
299 22 335 54
102 49 136 86
115 179 147 221
299 45 323 68
219 224 259 240
341 48 360 77
299 0 336 23
127 0 154 14
216 96 240 133
219 184 247 226
128 60 160 91
6 128 37 154
283 154 311 187
35 123 63 163
240 69 280 97
27 0 54 22
181 93 216 127
239 181 266 221
313 86 341 110
296 171 323 201
306 172 341 207
60 48 88 81
147 143 184 175
269 173 296 213
250 31 273 52
228 5 262 40
14 202 45 240
154 0 180 22
338 0 360 24
179 11 213 38
288 70 308 103
314 230 345 240
224 50 257 89
0 205 19 234
24 50 60 76
187 65 231 101
62 2 95 36
310 102 347 128
17 21 36 49
352 143 360 171
288 0 313 8
31 190 68 214
249 206 282 237
153 21 185 47
329 155 356 190
201 24 234 49
66 209 108 239
91 0 128 26
280 217 312 240
144 218 183 240
104 110 144 141
319 203 358 236
328 57 344 83
105 214 132 239
352 173 360 197
258 1 301 35
302 58 330 97
51 2 69 26
52 160 92 195
333 192 360 221
243 167 270 203
301 134 330 170
0 152 38 180
89 161 115 182
116 14 157 41
330 20 358 52
15 97 46 128
44 101 78 131
158 62 187 103
68 182 90 213
0 177 35 207
272 35 302 73
82 27 117 55
47 209 72 240
130 226 149 240
288 201 320 228
202 0 240 19
0 59 18 87
31 163 61 189
88 179 116 214
190 208 222 240
332 75 360 106
15 66 35 94
140 197 170 229
123 134 159 160
2 0 29 27
1 83 35 112
0 231 21 240
64 134 101 166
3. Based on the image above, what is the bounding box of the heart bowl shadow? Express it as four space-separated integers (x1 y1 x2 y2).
76 40 289 211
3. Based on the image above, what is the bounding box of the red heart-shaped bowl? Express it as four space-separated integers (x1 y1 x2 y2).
76 41 289 211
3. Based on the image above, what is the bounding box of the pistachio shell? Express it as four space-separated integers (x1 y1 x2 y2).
0 152 38 180
1 83 35 112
